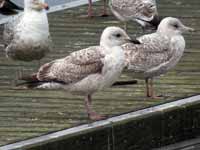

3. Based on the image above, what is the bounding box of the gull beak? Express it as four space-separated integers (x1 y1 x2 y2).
182 25 195 32
125 38 141 44
123 32 141 44
39 2 49 10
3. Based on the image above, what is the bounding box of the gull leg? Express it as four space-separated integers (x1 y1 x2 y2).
145 78 151 97
124 22 128 31
38 60 40 67
100 0 108 17
84 94 105 120
149 78 163 99
88 0 93 18
13 66 24 86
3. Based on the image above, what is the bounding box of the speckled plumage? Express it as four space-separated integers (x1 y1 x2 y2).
124 33 174 78
109 0 158 27
37 46 105 87
123 17 194 98
20 26 132 120
3 0 51 62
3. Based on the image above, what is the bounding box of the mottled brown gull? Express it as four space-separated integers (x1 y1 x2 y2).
109 0 161 30
3 0 51 62
18 26 140 120
123 17 194 98
0 0 23 15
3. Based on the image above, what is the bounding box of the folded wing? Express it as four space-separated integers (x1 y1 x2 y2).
124 33 172 72
37 46 105 85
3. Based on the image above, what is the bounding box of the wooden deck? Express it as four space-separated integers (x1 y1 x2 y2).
0 0 199 147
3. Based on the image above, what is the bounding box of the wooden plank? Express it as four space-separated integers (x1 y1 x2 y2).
154 137 200 150
1 95 200 150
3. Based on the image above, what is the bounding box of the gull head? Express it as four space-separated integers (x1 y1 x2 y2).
157 17 194 35
139 0 158 20
100 26 138 48
25 0 49 11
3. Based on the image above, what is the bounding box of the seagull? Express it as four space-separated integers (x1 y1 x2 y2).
88 0 108 17
123 17 194 98
3 0 51 63
18 26 140 120
109 0 161 31
0 0 23 15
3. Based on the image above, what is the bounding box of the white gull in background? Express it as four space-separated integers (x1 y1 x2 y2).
109 0 161 30
0 0 23 15
3 0 51 62
18 26 140 120
87 0 108 17
123 17 194 98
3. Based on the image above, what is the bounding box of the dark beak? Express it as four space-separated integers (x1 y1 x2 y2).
128 39 141 44
41 3 50 10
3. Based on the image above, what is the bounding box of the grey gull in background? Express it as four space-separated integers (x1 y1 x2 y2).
0 0 23 15
3 0 51 63
18 26 140 120
109 0 161 31
88 0 108 17
123 17 194 98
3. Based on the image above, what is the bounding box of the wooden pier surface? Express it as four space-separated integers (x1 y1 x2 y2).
0 0 199 146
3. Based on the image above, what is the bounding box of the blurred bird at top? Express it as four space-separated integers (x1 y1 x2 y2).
87 0 108 17
3 0 51 79
0 0 23 15
109 0 161 31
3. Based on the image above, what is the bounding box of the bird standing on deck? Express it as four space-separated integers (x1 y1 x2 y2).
0 0 23 15
109 0 161 31
3 0 51 76
18 26 140 120
123 17 194 98
88 0 108 17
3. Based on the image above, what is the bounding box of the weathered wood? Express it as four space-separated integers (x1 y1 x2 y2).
154 137 200 150
1 95 200 150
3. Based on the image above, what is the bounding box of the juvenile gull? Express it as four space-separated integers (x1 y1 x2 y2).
109 0 161 30
3 0 51 62
123 17 194 98
18 27 140 120
0 0 23 15
87 0 108 17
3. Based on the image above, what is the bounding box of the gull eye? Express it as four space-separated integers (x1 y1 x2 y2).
173 24 179 28
149 4 154 8
115 33 121 38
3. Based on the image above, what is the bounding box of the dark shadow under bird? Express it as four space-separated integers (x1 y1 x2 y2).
0 0 23 15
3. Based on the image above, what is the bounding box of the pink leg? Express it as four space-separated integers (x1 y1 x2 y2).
145 78 151 97
101 0 108 17
149 78 163 99
88 0 93 17
84 94 105 120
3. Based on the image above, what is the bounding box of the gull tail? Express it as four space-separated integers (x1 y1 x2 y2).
149 15 163 29
112 80 138 86
6 0 24 10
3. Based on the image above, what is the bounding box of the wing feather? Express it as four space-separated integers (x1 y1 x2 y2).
3 13 23 46
37 46 105 84
124 33 172 72
110 0 157 21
